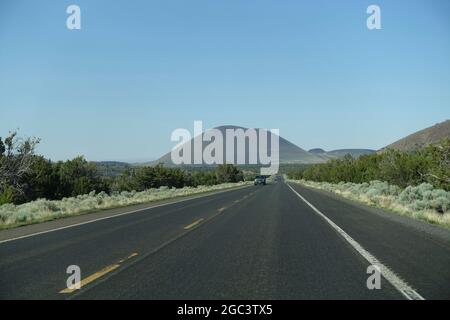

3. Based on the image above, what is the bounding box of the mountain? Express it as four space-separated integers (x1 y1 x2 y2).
308 148 376 160
383 120 450 151
152 125 325 166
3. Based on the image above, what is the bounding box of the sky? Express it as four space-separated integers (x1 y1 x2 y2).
0 0 449 162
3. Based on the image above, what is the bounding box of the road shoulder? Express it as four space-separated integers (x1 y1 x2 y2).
287 182 450 244
0 184 251 243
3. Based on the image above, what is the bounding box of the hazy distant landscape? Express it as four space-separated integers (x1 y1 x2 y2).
1 120 449 229
1 0 450 302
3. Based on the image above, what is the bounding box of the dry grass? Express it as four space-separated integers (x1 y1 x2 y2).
0 182 250 229
287 179 450 229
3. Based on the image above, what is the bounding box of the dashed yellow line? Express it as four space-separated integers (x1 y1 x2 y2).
118 252 139 263
59 252 139 294
60 264 120 294
183 218 204 230
59 188 256 295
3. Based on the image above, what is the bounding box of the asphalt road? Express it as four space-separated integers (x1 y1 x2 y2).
1 179 449 300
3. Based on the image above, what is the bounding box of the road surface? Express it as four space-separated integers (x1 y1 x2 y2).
1 179 449 299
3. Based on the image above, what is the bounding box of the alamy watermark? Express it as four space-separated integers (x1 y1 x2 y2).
66 265 81 290
171 121 279 175
66 5 81 30
65 5 382 32
366 264 381 290
367 5 382 30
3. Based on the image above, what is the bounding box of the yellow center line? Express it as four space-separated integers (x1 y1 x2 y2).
127 252 139 259
59 252 139 294
218 207 226 213
60 264 120 294
184 218 204 230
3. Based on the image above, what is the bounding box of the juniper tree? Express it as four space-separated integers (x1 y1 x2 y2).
0 131 40 203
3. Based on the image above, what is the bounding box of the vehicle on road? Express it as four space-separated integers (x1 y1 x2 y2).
254 175 266 186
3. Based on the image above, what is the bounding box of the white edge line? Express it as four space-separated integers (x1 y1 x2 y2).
287 183 425 301
0 185 250 245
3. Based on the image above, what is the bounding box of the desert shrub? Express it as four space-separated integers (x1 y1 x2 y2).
1 130 246 208
215 164 244 183
287 138 450 191
110 164 243 192
288 178 450 228
0 181 249 228
398 184 450 213
0 131 40 204
0 186 15 206
54 156 109 198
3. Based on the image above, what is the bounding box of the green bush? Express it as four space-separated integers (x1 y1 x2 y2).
288 139 450 191
0 186 15 206
1 131 245 206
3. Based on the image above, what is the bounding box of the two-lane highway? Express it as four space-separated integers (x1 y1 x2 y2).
0 185 257 299
1 180 450 299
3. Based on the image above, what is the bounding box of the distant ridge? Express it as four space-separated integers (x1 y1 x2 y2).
308 148 375 160
383 120 450 151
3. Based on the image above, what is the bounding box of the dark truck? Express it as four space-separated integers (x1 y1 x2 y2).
254 175 266 186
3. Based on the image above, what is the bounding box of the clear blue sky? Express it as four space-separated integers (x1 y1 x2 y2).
1 0 449 162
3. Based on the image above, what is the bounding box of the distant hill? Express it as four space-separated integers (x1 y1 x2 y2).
308 148 376 160
94 161 131 177
309 148 326 154
152 125 325 166
383 120 450 151
328 149 376 158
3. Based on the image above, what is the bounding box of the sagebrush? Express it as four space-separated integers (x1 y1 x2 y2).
287 139 450 191
288 179 450 228
0 182 249 229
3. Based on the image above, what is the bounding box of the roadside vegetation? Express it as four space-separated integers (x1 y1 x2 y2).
287 179 450 228
0 181 249 229
287 139 450 191
287 139 450 228
0 131 247 229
